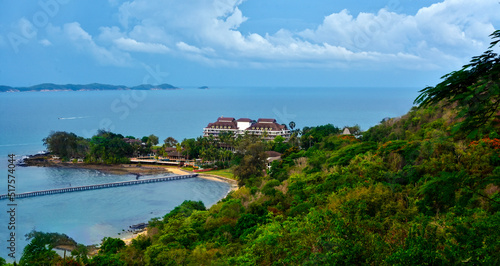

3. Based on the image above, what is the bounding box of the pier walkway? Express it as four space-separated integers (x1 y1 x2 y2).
0 174 198 200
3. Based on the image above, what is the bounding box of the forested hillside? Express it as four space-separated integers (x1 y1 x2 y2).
6 31 500 265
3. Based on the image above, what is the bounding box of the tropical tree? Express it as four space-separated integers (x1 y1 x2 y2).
415 30 500 138
181 138 198 160
233 135 267 186
164 137 178 147
71 244 90 265
218 131 235 149
43 131 89 159
20 231 77 265
148 134 159 146
99 237 126 255
176 142 183 157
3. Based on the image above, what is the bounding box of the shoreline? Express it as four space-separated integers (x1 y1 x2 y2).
122 230 148 245
197 173 239 192
118 172 238 245
23 155 175 176
22 155 239 247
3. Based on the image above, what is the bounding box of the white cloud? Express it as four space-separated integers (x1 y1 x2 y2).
114 37 170 53
176 42 203 53
64 22 92 41
39 39 52 46
62 22 131 66
106 0 499 69
299 0 500 66
32 0 499 70
98 26 125 43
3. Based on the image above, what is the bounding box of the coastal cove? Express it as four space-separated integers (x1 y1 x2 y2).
0 87 417 261
0 165 232 261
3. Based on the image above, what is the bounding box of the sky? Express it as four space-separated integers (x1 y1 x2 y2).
0 0 499 88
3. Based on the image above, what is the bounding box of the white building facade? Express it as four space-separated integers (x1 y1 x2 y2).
203 117 291 141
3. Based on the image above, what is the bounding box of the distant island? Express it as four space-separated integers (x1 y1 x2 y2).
198 86 210 90
0 83 181 92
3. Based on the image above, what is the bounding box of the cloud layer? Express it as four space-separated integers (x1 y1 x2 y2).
6 0 500 71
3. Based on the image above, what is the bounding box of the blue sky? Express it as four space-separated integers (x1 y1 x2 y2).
1 0 499 88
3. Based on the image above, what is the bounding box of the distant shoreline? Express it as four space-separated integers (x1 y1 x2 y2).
0 82 182 93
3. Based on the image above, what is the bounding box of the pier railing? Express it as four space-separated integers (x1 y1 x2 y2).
0 174 198 200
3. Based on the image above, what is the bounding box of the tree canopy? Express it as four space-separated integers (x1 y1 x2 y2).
415 30 500 139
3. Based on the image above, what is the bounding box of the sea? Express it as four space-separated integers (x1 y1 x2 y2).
0 86 419 261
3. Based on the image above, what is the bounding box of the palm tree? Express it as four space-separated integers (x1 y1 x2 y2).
175 143 182 160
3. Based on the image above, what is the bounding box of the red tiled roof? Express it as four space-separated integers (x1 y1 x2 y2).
265 151 282 158
165 147 184 157
217 117 235 122
205 117 288 132
249 121 288 131
257 118 276 123
206 118 238 129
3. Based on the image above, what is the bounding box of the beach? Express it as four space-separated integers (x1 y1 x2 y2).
20 155 239 249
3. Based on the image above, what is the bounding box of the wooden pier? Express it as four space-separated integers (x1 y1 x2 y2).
0 174 198 200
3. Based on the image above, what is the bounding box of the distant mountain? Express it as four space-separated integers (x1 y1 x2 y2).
0 83 180 92
198 86 210 90
130 84 178 90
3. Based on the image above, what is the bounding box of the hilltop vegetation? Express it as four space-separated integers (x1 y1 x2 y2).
4 31 500 265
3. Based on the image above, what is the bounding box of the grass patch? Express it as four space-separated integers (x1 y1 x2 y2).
204 168 236 180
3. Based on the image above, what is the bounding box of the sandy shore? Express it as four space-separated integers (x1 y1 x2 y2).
23 155 180 176
122 230 148 245
197 173 239 191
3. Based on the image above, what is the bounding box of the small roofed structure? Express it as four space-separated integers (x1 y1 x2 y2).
341 127 351 135
164 147 186 160
266 151 282 170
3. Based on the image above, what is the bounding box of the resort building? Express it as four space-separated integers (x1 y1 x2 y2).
203 117 291 141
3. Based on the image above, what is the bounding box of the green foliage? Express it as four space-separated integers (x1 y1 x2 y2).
71 244 90 265
163 200 206 221
34 38 500 264
386 221 444 265
233 135 267 186
89 253 124 266
301 124 341 149
43 130 141 164
269 135 291 153
415 30 500 139
327 141 378 166
87 130 133 164
147 134 159 146
43 131 88 159
19 231 75 265
99 237 125 255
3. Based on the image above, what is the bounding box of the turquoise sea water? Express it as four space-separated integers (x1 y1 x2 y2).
0 87 419 261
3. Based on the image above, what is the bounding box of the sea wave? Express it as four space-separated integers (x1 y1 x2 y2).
0 143 39 147
58 116 90 120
